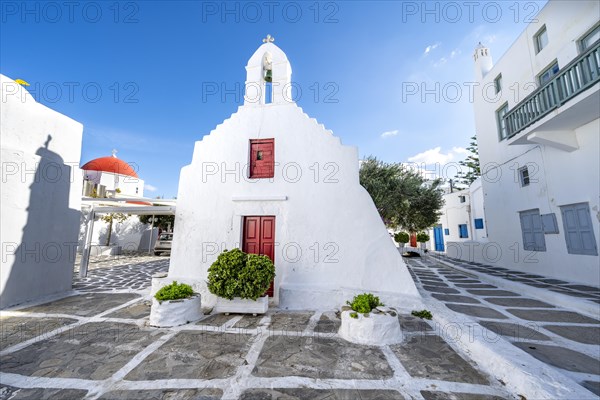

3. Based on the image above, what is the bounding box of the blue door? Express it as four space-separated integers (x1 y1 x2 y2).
433 225 445 252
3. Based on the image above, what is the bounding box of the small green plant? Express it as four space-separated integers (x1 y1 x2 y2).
207 248 275 300
416 232 430 243
346 293 383 314
411 309 433 320
394 231 410 244
350 312 358 319
155 281 194 302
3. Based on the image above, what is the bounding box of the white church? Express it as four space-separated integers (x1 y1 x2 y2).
164 37 421 310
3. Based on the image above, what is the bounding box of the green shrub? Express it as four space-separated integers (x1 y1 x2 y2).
416 232 430 243
207 248 275 301
155 281 194 302
394 231 410 244
346 293 383 314
411 309 433 320
350 312 358 319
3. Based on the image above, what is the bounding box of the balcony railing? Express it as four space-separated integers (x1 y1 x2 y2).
504 41 600 138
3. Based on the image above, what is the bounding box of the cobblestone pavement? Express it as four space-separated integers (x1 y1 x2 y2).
1 292 513 399
405 256 600 397
72 254 169 292
434 254 600 303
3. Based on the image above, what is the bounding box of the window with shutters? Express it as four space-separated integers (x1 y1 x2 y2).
458 224 468 238
519 166 530 187
474 218 484 229
560 203 598 256
249 139 275 179
519 209 546 251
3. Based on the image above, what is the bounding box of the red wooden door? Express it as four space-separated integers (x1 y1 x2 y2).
410 232 417 247
249 139 274 178
243 216 275 297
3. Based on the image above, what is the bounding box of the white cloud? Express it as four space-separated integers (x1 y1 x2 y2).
433 57 448 68
145 184 158 192
423 42 440 55
380 129 399 139
407 146 467 165
450 49 461 58
404 146 470 181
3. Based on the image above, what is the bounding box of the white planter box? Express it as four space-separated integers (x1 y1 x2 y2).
149 295 203 327
213 296 268 315
338 309 403 345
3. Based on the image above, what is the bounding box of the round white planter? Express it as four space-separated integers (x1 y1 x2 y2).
338 308 403 345
149 295 203 327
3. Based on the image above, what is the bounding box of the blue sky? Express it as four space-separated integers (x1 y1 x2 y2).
1 0 547 198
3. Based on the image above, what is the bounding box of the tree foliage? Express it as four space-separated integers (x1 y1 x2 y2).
456 135 481 186
359 156 444 232
139 212 175 230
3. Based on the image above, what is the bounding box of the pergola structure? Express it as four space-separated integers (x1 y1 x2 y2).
79 196 176 278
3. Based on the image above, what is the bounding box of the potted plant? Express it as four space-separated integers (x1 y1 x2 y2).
149 281 202 327
208 248 275 314
394 231 409 250
416 232 430 251
338 293 403 345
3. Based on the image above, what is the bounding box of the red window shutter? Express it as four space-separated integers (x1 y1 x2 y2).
249 139 274 178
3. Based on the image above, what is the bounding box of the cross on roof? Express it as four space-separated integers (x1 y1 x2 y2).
263 34 274 44
112 149 118 158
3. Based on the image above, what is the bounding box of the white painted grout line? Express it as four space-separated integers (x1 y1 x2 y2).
430 256 600 318
222 315 243 330
220 313 274 399
411 282 598 398
0 320 86 357
380 345 425 399
302 310 322 335
0 295 144 356
83 331 179 400
0 372 93 391
411 260 600 358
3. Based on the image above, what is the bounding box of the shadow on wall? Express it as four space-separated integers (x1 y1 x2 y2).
1 135 81 308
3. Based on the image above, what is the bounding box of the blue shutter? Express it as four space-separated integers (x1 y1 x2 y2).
560 203 598 256
519 209 546 251
459 224 468 238
474 218 484 229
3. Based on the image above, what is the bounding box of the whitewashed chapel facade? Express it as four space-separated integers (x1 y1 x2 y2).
166 38 421 309
472 1 599 285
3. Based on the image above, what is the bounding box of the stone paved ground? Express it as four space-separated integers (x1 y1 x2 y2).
434 254 600 304
1 254 598 399
1 256 513 400
405 256 600 397
72 254 169 292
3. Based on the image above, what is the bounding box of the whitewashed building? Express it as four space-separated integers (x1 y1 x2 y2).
429 178 488 254
471 1 599 285
1 75 83 308
165 37 421 310
79 153 155 253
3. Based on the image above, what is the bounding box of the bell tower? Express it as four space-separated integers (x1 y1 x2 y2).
244 35 293 105
473 42 493 81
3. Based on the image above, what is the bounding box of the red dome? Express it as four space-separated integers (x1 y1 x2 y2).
126 200 152 206
81 156 138 178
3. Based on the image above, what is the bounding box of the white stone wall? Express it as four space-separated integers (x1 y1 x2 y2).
168 43 421 310
77 215 152 252
472 1 600 285
1 75 83 308
83 170 144 197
